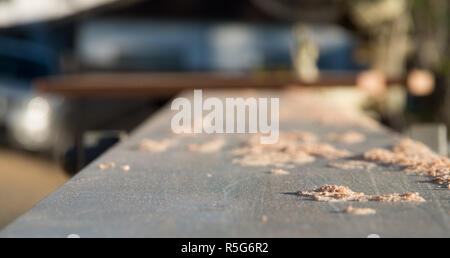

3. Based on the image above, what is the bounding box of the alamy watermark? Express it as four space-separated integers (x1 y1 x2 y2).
171 90 279 144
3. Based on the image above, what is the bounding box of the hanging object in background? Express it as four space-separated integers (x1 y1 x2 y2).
0 0 130 27
407 69 435 97
347 0 412 79
292 25 320 83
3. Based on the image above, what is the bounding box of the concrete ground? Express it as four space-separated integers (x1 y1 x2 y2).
0 148 69 229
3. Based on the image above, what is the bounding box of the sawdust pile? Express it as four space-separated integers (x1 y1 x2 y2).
120 165 131 172
344 206 376 215
298 143 353 159
138 138 175 152
99 162 131 172
261 215 268 223
288 131 318 143
364 139 450 189
231 132 352 167
297 185 425 202
328 160 376 170
99 162 116 170
269 168 290 175
188 138 225 153
325 131 366 144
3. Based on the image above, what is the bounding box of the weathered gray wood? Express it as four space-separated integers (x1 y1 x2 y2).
1 90 449 237
407 124 448 156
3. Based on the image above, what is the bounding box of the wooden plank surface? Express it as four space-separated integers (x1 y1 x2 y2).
1 89 448 237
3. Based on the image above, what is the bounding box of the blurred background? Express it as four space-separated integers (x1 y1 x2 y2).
0 0 449 229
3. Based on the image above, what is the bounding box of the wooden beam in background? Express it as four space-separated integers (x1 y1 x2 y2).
34 72 404 98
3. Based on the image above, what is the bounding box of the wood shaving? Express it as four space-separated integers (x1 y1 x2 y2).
138 138 175 152
328 160 376 170
274 163 295 169
298 185 365 202
287 131 318 143
325 131 366 144
188 138 225 153
344 206 376 215
269 169 290 175
297 143 353 159
99 162 116 170
364 138 450 189
432 175 450 189
232 152 293 167
297 185 425 203
291 152 316 164
261 215 268 223
231 133 351 167
121 165 131 172
369 192 425 202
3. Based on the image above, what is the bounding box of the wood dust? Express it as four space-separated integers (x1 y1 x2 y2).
364 139 450 189
328 160 376 170
344 206 376 215
138 138 175 152
261 215 268 223
325 131 366 144
297 185 425 203
269 169 290 175
231 133 352 168
121 165 131 172
188 138 225 153
99 162 131 172
99 162 116 170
